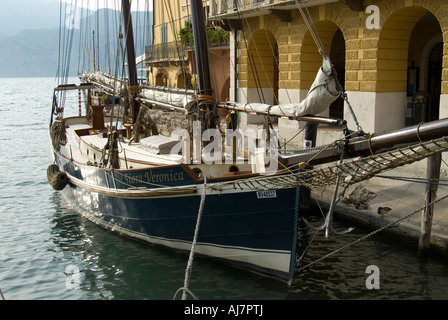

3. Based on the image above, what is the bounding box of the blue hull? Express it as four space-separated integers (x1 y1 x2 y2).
55 154 300 281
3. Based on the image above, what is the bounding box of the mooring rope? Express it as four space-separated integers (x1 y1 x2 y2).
173 177 207 300
296 192 448 273
375 175 448 186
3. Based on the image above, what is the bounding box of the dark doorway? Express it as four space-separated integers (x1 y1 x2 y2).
427 42 442 121
329 29 345 120
274 44 279 105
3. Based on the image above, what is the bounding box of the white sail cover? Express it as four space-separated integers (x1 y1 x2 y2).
79 72 126 93
80 60 339 117
232 62 340 118
79 72 195 109
140 87 195 108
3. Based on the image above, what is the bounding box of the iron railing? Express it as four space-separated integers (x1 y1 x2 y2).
210 0 276 16
145 42 187 63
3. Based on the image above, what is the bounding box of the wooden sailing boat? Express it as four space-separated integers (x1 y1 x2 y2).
48 0 448 283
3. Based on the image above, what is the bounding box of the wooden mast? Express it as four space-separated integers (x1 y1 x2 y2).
190 0 217 129
121 0 140 123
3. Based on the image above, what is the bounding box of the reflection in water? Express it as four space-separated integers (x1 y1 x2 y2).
48 195 448 300
1 77 447 300
292 212 448 299
50 194 288 299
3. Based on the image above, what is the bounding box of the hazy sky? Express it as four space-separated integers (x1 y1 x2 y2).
59 0 152 11
0 0 152 36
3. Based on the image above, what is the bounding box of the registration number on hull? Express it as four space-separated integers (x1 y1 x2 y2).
256 190 277 199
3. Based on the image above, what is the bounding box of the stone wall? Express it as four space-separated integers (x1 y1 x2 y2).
232 0 448 155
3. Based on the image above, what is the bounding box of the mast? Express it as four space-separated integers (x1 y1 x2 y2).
190 0 217 128
121 0 140 122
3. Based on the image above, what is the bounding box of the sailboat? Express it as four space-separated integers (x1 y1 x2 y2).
48 0 448 283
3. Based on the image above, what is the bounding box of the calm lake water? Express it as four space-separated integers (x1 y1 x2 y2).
1 77 447 301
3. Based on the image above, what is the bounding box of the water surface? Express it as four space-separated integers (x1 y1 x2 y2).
0 77 447 300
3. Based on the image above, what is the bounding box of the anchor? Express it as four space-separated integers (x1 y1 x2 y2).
303 172 355 237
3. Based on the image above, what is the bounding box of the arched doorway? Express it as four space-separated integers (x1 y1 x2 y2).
155 70 168 86
177 71 192 89
329 29 345 120
274 43 279 105
221 77 230 102
405 12 443 124
247 29 278 104
301 21 344 118
377 7 442 130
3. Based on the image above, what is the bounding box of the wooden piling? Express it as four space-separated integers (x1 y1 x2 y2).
418 153 441 257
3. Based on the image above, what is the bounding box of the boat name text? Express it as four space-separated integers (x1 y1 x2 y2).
122 170 185 186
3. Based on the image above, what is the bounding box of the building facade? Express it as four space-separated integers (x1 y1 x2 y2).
146 0 231 101
209 0 447 149
146 0 192 88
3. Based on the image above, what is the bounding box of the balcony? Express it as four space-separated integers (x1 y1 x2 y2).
144 42 188 65
145 34 230 67
209 0 362 21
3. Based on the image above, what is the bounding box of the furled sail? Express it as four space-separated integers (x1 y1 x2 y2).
225 58 340 118
79 72 126 94
140 85 196 109
79 72 196 110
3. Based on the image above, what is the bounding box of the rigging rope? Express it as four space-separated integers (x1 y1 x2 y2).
294 0 327 57
296 192 448 273
376 175 448 186
89 135 448 195
174 177 207 301
235 5 266 104
163 0 189 85
292 0 362 130
55 0 79 118
215 136 448 192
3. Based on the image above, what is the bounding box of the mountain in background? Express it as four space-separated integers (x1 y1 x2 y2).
0 28 61 78
0 0 61 37
0 8 152 78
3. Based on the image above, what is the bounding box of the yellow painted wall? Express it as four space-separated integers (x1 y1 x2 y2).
235 0 448 94
150 0 191 87
153 0 189 45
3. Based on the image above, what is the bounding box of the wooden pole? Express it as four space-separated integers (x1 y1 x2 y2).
300 122 318 209
121 0 140 123
418 152 441 257
190 0 217 129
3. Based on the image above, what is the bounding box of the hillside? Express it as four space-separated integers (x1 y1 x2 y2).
0 28 65 78
0 10 152 78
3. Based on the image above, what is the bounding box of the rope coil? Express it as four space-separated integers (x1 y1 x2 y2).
197 94 215 106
